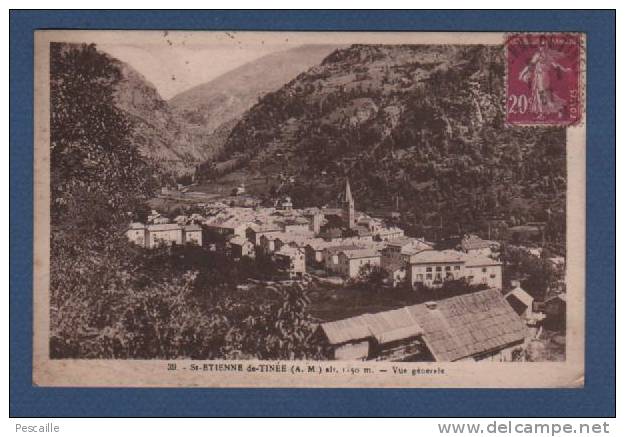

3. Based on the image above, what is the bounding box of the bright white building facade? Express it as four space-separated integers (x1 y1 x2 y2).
126 223 202 249
407 250 502 290
337 249 381 278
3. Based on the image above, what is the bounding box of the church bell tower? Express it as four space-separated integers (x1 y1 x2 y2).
344 178 355 229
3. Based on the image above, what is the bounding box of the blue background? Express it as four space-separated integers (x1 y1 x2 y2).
10 10 615 417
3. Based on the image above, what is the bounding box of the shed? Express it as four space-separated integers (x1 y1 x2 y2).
543 293 566 330
504 285 535 318
316 317 372 360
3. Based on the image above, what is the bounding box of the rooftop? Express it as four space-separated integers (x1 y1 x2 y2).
147 223 182 232
324 244 366 255
275 246 304 257
377 226 404 235
408 249 466 265
229 236 251 246
271 231 317 244
463 253 502 267
505 293 530 316
340 248 380 260
353 225 372 236
278 217 310 226
386 236 416 247
320 208 343 216
386 237 433 254
318 288 527 360
362 308 422 344
306 239 342 251
302 207 322 215
504 286 534 310
319 316 371 345
204 207 267 229
460 234 492 250
405 288 527 361
248 223 282 233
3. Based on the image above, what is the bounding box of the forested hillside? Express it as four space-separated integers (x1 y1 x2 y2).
214 44 566 244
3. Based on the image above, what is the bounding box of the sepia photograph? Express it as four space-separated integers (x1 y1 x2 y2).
32 30 586 388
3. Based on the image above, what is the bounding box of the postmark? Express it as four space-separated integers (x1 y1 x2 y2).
506 33 583 126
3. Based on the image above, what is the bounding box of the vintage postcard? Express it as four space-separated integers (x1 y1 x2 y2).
33 30 585 388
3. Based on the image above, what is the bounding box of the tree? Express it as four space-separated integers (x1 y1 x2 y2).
49 43 157 357
88 272 232 359
220 283 328 360
196 160 218 181
501 245 559 300
354 264 389 291
50 43 155 230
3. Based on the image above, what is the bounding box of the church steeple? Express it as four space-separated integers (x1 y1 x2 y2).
345 178 353 205
344 178 355 229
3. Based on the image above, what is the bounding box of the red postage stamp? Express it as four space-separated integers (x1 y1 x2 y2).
506 33 583 126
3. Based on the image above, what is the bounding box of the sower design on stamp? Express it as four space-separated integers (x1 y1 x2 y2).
506 33 582 126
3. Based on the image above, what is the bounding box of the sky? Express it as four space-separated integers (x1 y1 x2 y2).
97 35 291 99
70 31 501 100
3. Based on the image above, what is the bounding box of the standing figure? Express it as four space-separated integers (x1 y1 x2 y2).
518 38 572 118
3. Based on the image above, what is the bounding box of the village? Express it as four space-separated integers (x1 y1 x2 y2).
126 179 567 363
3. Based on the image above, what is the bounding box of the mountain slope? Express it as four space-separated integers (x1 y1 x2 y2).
104 44 341 177
215 44 566 242
168 45 341 138
112 59 212 176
